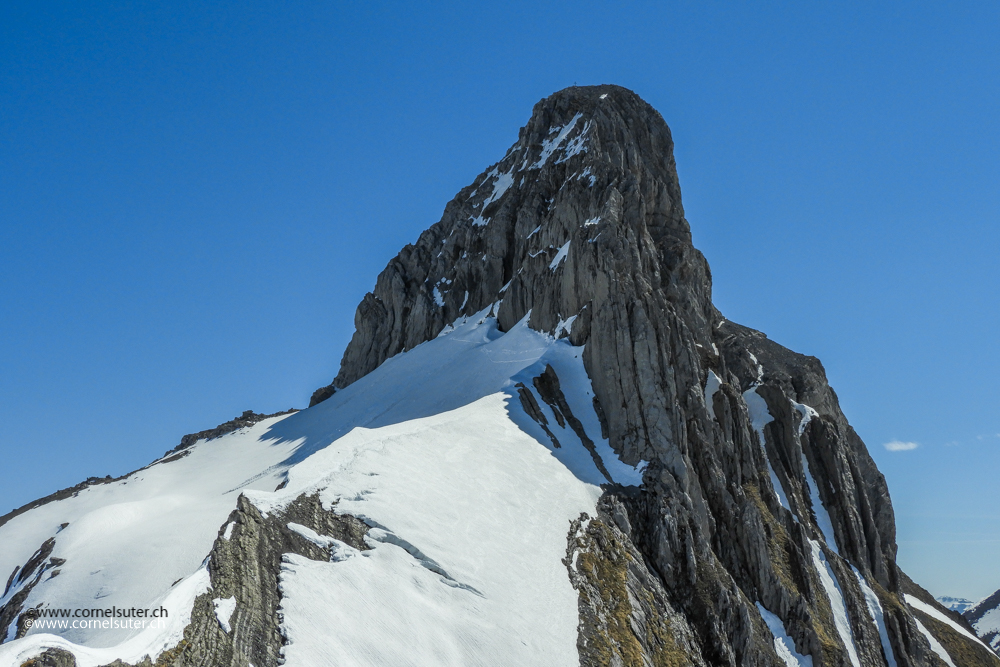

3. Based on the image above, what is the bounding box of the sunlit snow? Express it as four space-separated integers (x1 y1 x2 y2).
905 594 993 652
913 617 957 667
0 307 642 666
852 567 897 667
756 603 813 667
808 540 861 667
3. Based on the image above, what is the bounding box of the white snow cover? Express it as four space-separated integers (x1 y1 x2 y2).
0 306 643 666
852 567 897 667
704 370 722 421
470 166 515 227
213 596 236 634
549 240 571 270
555 120 591 164
756 603 813 667
904 594 994 652
802 453 839 555
808 540 861 667
791 400 818 435
531 113 584 169
554 314 577 338
913 617 957 667
743 387 792 511
973 605 1000 649
0 567 210 667
0 416 299 649
272 394 600 666
432 285 446 307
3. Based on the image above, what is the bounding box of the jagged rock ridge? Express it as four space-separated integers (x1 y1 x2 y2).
2 85 996 667
312 84 997 667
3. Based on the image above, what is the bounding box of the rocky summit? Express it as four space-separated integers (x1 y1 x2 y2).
1 85 997 667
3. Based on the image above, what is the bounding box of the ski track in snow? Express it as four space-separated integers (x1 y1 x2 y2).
0 307 644 666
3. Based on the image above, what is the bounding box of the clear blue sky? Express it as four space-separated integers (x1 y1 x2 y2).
2 1 997 599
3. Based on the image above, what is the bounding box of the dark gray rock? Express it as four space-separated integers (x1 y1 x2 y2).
567 492 713 667
11 85 993 667
314 84 997 666
0 537 60 642
86 492 369 667
19 647 77 667
308 384 336 407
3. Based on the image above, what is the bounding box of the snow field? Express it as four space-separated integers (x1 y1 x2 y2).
1 308 642 666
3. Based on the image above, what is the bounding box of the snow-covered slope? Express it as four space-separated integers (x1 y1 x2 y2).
0 418 297 648
4 83 997 667
967 590 1000 656
0 308 642 666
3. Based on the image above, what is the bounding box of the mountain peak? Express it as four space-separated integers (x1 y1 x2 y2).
323 85 702 395
5 87 994 667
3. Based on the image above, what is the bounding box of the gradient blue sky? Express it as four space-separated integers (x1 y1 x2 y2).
2 1 997 598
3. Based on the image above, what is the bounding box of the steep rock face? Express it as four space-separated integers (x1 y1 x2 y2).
315 85 996 666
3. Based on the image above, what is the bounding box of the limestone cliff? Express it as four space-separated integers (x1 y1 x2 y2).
312 84 996 667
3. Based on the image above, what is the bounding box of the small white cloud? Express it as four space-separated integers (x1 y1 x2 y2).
884 440 919 452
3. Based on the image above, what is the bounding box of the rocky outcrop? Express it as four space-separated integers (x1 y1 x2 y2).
86 493 369 667
1 537 64 643
567 492 711 667
7 492 367 667
166 409 299 456
19 648 76 667
7 85 990 667
315 84 997 666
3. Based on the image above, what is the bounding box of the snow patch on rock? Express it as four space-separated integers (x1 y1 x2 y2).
213 596 236 634
756 603 813 667
809 540 860 667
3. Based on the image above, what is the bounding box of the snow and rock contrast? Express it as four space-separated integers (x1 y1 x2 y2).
938 598 979 615
2 85 997 667
965 590 1000 657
